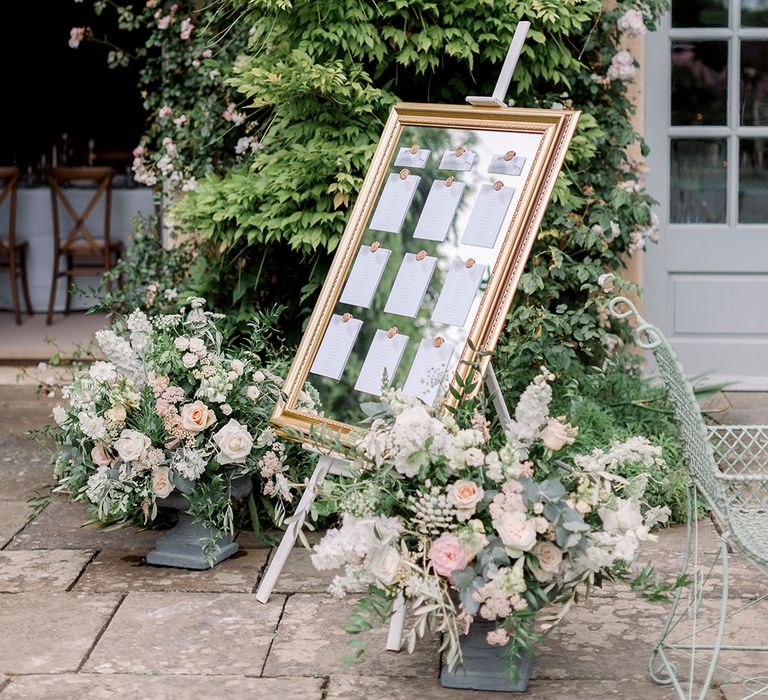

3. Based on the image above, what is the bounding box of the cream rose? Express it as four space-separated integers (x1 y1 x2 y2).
533 541 563 575
188 338 206 356
152 466 174 498
540 418 576 451
180 400 217 433
464 447 485 468
91 444 112 468
495 511 537 552
447 480 484 521
182 352 198 369
365 545 401 586
174 336 189 351
114 429 151 463
212 418 253 465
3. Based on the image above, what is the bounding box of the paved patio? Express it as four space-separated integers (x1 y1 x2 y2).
1 385 767 699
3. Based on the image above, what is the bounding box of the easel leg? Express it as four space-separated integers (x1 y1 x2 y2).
255 455 332 604
386 593 406 651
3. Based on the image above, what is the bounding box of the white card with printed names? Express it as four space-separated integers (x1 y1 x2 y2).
309 314 363 380
383 253 437 318
394 147 431 169
413 180 466 242
403 339 455 405
439 150 477 171
354 329 409 396
461 184 515 248
431 260 487 327
368 173 421 233
488 153 527 176
338 245 391 308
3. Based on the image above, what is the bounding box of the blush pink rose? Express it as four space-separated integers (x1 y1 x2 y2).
429 533 469 578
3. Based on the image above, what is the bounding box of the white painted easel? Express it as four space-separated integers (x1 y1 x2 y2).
255 21 530 652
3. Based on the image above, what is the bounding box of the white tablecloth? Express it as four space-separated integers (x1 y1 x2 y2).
0 187 155 312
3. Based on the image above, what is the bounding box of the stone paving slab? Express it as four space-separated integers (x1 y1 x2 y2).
271 547 344 594
0 549 93 592
84 592 285 676
0 592 121 674
6 498 163 551
326 674 681 699
0 435 50 502
74 548 269 593
1 674 324 699
0 501 29 548
263 592 440 678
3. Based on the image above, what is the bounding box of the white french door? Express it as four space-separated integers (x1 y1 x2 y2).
644 0 768 388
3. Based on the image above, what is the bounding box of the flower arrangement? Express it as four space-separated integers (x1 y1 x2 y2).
309 369 673 673
46 298 311 551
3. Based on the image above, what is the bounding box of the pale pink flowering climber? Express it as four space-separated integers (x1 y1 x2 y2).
617 9 647 37
607 50 636 81
180 18 194 40
68 27 86 49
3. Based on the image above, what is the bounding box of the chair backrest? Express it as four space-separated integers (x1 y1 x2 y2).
0 166 20 247
47 166 114 255
609 297 731 525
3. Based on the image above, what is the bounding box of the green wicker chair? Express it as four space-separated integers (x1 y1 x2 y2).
609 296 768 700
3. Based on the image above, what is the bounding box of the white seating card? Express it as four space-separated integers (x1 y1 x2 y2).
431 260 487 327
488 154 527 176
369 172 421 233
383 252 437 318
439 150 477 171
403 338 455 405
461 184 515 249
354 329 409 396
413 180 466 242
309 314 363 380
338 245 391 308
394 147 431 169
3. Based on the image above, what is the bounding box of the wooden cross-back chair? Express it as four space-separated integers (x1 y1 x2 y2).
0 166 33 325
46 166 123 325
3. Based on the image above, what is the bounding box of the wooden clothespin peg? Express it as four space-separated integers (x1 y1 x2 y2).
370 241 381 252
493 180 504 191
454 147 466 157
399 168 410 180
445 176 455 187
433 336 445 348
410 144 420 154
416 250 428 261
387 327 399 339
342 312 352 323
504 150 517 161
465 258 476 268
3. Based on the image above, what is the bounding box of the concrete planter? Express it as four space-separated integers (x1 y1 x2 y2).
440 619 534 692
145 476 252 570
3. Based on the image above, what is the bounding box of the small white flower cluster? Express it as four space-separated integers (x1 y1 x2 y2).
508 367 555 444
95 329 146 389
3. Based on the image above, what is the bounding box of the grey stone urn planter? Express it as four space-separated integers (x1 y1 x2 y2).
440 619 534 692
146 476 252 570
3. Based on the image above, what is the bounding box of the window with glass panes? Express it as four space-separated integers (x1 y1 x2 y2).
670 0 768 224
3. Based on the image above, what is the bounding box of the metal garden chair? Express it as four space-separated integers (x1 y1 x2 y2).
609 296 768 700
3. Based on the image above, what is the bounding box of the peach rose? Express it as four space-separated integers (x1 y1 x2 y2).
180 401 216 433
152 467 174 498
533 541 563 581
91 444 112 468
447 480 484 521
429 533 469 578
105 404 127 423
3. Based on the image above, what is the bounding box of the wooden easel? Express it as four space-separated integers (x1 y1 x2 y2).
256 21 531 653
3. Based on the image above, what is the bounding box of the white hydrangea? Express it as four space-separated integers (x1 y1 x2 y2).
85 466 111 503
311 513 402 571
388 405 453 477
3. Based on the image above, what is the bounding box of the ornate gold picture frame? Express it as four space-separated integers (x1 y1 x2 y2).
271 102 580 446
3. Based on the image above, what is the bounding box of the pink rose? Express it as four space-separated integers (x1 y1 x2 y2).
91 444 112 468
430 533 469 578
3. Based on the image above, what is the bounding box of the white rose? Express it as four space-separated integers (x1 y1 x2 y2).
253 370 266 383
495 511 537 552
447 480 484 521
464 447 485 468
114 429 151 463
212 418 253 465
182 352 198 368
247 385 261 401
180 400 217 432
534 516 549 534
91 444 112 468
152 466 174 498
539 418 576 451
174 337 189 351
365 545 401 586
230 360 244 376
188 338 206 355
